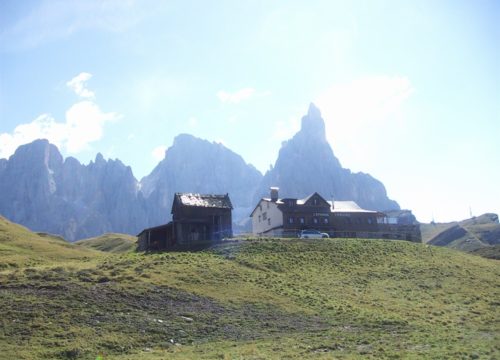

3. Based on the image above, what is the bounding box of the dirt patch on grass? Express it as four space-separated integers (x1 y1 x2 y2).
0 281 329 358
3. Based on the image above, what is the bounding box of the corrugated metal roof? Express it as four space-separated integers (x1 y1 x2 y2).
177 193 233 209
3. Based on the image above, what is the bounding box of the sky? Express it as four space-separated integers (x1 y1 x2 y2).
1 0 499 223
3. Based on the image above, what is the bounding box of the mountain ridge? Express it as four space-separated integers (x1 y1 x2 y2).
255 103 399 211
0 104 401 240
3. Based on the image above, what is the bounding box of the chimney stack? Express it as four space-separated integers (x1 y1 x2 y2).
270 187 279 202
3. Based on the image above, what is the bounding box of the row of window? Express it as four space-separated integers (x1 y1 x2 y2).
289 217 329 225
286 216 375 226
257 213 375 228
339 217 375 225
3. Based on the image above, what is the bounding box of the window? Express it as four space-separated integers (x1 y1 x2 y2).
262 212 267 221
313 218 318 224
268 218 271 226
289 217 294 224
267 202 269 209
299 217 305 224
323 218 329 224
368 218 373 224
313 198 318 205
258 215 261 222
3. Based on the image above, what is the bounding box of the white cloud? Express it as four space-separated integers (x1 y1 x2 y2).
0 114 65 158
0 74 120 159
151 145 167 161
66 72 95 98
64 100 120 152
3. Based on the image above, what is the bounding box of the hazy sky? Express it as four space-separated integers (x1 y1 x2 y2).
1 0 499 223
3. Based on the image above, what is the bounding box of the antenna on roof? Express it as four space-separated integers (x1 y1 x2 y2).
469 205 473 219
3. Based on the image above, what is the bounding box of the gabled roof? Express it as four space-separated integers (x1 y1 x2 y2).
300 192 330 206
250 192 380 217
174 193 233 209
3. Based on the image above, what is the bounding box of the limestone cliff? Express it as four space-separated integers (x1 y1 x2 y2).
254 104 400 211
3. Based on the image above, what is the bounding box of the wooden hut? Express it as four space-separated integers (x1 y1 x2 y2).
137 193 233 251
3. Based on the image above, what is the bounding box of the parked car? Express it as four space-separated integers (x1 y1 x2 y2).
298 229 329 239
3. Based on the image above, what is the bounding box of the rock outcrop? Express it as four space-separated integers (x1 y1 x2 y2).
141 134 263 228
254 103 400 211
0 137 263 240
0 140 147 240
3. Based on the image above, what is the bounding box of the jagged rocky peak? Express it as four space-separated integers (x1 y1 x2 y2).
94 152 106 165
299 103 326 141
172 133 202 147
255 103 399 211
9 138 63 168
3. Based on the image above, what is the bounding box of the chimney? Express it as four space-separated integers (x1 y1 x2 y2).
270 187 279 202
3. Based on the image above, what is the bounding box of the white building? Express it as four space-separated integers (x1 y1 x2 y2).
250 187 381 237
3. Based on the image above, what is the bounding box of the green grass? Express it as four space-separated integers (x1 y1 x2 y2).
0 217 499 359
0 216 101 269
420 222 456 243
471 245 500 260
75 233 137 253
421 213 500 253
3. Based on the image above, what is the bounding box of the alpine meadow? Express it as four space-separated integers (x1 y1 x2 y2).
1 1 499 359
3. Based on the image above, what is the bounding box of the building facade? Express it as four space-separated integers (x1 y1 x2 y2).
137 193 233 251
250 188 421 241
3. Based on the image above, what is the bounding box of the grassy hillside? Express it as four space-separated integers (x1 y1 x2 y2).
0 216 100 269
421 213 500 253
471 244 500 260
0 223 498 359
420 221 456 243
75 233 137 253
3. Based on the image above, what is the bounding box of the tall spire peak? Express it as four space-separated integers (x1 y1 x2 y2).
307 102 322 118
300 102 326 140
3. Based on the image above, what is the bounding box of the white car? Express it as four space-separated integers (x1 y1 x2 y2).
298 229 329 239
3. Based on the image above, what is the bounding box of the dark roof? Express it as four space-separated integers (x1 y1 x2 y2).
136 222 173 236
175 193 233 209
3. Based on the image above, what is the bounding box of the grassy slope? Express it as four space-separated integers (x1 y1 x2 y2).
0 223 498 359
0 216 100 269
421 214 500 253
471 245 500 260
75 233 137 253
420 222 456 243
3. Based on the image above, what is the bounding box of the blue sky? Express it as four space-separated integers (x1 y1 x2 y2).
1 0 499 223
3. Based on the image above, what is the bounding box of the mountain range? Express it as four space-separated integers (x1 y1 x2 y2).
0 103 400 240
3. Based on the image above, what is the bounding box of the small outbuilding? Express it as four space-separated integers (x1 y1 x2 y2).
137 193 233 251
